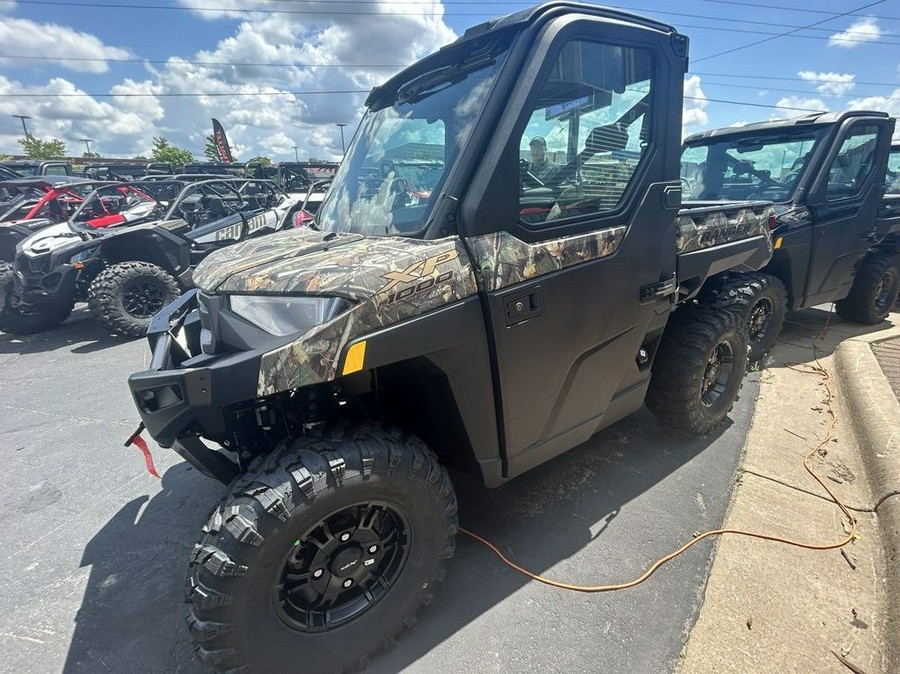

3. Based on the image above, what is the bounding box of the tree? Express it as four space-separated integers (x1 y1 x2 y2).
246 155 272 167
151 136 193 168
204 134 220 162
19 136 67 159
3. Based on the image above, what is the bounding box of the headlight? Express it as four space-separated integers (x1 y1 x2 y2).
229 295 348 336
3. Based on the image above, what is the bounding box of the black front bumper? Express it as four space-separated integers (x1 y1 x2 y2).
127 291 266 450
11 256 78 308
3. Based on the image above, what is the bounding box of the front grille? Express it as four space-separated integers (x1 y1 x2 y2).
17 254 51 276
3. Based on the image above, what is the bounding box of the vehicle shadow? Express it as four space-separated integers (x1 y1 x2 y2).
62 462 222 674
0 306 133 355
765 306 898 367
63 408 734 673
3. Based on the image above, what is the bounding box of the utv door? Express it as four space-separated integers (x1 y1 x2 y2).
459 19 686 479
803 118 894 305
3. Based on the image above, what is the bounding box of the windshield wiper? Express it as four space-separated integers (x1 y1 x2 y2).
397 47 496 105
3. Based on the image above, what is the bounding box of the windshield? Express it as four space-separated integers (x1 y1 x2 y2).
70 181 183 230
317 47 508 236
681 128 826 202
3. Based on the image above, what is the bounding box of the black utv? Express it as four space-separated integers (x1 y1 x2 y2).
682 112 899 360
126 3 776 671
1 179 303 337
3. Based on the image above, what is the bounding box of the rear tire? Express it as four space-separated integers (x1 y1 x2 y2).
646 306 749 435
699 273 786 362
186 425 457 673
87 261 180 337
835 253 899 325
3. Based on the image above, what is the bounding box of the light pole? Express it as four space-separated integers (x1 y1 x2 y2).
12 114 31 138
293 146 299 162
336 123 347 155
79 138 95 156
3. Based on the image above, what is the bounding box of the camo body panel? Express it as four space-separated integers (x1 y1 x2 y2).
676 204 774 255
466 226 627 292
191 228 365 292
240 236 477 395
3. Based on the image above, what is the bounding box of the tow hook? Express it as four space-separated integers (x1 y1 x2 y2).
124 421 161 479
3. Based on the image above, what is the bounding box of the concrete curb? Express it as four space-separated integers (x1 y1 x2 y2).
834 336 900 671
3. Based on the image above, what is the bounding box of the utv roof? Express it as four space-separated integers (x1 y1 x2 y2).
367 1 682 107
683 110 891 144
0 176 92 188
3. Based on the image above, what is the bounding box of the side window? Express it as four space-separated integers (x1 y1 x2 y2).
680 145 708 199
45 166 66 176
825 125 879 201
518 40 654 226
886 147 900 195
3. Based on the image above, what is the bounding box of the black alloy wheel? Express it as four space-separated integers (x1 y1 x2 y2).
121 277 169 318
275 502 410 632
701 340 735 407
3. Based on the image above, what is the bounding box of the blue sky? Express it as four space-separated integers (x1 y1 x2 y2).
0 0 897 160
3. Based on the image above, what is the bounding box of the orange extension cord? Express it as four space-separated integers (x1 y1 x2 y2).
460 309 858 593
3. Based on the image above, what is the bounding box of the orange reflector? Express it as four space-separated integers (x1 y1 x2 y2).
342 341 367 375
774 237 783 250
74 261 85 269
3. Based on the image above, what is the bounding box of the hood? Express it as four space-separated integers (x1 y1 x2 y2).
21 222 82 256
194 226 478 306
192 227 365 292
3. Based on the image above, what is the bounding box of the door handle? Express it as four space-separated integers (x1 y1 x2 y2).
505 286 543 327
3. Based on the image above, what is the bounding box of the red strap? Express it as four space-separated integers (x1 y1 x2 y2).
131 434 161 479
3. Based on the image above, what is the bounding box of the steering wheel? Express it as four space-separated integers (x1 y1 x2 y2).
519 159 545 189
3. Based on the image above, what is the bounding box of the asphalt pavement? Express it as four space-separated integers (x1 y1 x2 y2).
0 305 759 674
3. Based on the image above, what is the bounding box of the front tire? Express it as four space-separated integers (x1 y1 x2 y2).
187 426 457 673
87 261 180 337
0 261 73 335
646 306 749 434
835 253 899 325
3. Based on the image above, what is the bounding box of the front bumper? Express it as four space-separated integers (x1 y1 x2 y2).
127 291 266 449
11 256 78 308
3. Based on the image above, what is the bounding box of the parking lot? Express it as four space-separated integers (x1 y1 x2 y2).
0 305 759 674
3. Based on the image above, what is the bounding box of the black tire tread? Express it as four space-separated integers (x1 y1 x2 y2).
697 272 786 362
187 424 457 673
87 260 180 337
835 252 900 324
646 305 749 434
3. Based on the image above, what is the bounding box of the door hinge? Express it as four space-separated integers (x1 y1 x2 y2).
640 274 678 303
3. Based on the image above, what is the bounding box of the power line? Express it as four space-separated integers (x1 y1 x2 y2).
692 72 900 88
0 85 828 113
0 89 368 98
694 0 886 63
692 0 897 20
0 54 407 68
697 79 896 99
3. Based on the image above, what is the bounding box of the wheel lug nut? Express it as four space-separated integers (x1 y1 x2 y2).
340 533 351 542
343 579 353 588
368 545 378 554
312 569 324 579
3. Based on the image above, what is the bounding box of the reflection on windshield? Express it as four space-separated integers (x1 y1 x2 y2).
317 53 506 237
682 130 825 202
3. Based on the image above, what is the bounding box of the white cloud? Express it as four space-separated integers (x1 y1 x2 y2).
730 121 749 128
683 75 708 130
770 96 828 120
828 17 883 49
2 3 458 159
798 71 856 96
0 17 131 73
846 89 900 140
